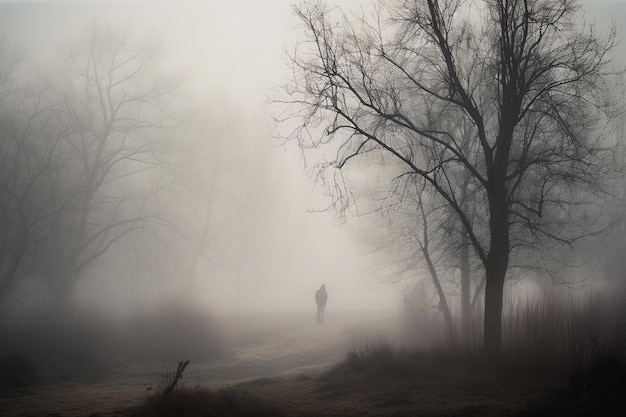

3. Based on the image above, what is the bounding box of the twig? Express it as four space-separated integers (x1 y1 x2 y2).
164 360 190 395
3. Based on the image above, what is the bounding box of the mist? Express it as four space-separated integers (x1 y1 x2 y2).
0 0 399 320
1 1 626 416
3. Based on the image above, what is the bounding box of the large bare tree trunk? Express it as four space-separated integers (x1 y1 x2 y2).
484 180 510 355
483 263 505 355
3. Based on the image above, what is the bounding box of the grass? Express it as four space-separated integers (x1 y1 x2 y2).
501 289 626 398
236 350 563 416
233 343 623 416
3 292 626 416
132 386 287 417
0 304 223 389
232 288 626 416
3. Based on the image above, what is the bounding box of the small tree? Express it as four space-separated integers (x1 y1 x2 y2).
373 111 486 344
278 0 621 354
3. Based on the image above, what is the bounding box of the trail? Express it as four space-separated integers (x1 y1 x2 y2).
190 310 398 387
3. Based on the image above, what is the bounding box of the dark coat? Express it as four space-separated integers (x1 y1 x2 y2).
315 285 328 307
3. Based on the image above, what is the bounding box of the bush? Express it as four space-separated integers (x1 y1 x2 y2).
0 353 38 390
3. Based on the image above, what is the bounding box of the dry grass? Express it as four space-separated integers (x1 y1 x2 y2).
233 344 624 416
231 289 626 416
500 289 626 398
132 386 287 417
2 297 626 416
0 305 223 389
234 352 558 417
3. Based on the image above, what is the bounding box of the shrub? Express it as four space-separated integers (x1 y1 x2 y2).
0 352 38 390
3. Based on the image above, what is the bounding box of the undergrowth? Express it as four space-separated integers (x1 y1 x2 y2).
132 386 287 417
0 352 38 391
329 287 626 414
502 289 626 397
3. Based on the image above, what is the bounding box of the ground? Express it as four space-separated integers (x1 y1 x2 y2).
0 310 393 416
0 310 623 416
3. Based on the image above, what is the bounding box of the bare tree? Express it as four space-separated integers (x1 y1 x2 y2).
28 23 185 308
378 108 487 343
151 96 252 299
278 0 621 354
0 42 64 299
406 185 459 343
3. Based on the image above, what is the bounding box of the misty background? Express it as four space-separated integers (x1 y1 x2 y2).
0 0 402 320
0 0 625 322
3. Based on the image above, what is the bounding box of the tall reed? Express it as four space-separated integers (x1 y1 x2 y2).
402 284 626 393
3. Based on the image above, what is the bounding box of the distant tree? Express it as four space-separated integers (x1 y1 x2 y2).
27 23 185 308
372 110 487 344
279 0 621 354
402 185 459 343
0 42 63 299
376 178 485 345
84 92 277 309
152 97 252 298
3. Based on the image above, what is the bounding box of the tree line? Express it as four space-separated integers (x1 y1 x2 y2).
0 23 267 313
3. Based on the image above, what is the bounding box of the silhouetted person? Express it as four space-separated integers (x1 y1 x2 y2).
315 284 328 324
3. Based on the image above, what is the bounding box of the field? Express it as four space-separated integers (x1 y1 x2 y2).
0 310 392 416
1 307 625 416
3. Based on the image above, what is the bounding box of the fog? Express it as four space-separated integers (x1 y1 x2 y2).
0 0 624 328
2 1 626 415
0 0 399 318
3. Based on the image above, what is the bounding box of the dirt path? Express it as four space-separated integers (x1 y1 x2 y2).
0 310 398 417
190 310 399 387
